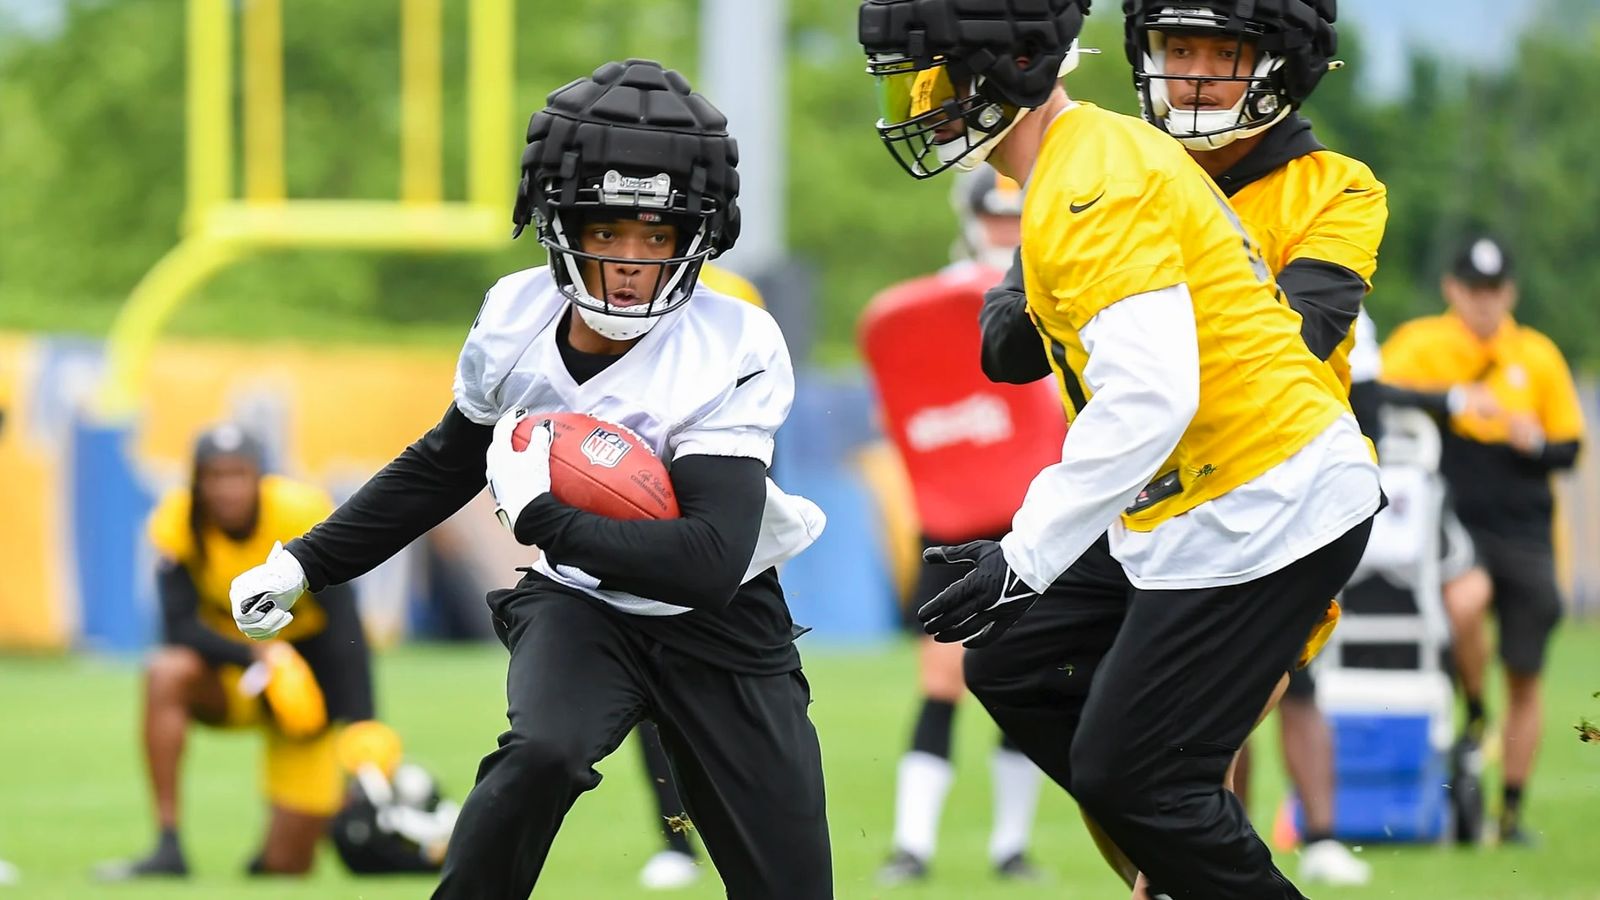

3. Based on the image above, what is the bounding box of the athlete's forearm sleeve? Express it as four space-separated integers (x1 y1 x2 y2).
513 454 767 611
1534 439 1581 471
1347 378 1384 444
287 404 491 591
979 249 1053 385
158 560 255 667
1374 382 1454 418
1277 258 1367 361
1000 284 1200 591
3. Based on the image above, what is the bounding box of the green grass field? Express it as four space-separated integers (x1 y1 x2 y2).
2 627 1597 899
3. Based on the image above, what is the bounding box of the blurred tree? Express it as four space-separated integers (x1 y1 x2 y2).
0 1 1597 368
1352 16 1600 368
0 1 187 328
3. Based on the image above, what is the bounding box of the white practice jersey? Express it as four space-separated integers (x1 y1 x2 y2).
453 266 826 616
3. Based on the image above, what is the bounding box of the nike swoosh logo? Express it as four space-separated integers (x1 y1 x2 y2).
1343 187 1371 194
1069 191 1105 214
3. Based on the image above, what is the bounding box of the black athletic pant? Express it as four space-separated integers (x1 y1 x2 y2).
433 585 832 899
967 521 1372 900
963 535 1131 795
639 721 697 856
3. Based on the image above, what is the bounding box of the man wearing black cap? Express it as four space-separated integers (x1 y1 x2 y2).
1381 233 1586 844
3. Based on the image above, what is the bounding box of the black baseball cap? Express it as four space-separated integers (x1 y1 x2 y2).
1451 234 1514 286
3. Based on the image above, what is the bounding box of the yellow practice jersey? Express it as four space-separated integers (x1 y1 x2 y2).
1382 313 1585 448
1229 149 1388 391
1022 102 1349 532
148 475 334 643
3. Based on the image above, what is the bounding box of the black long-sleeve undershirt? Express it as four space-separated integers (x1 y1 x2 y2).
1275 258 1367 362
157 560 254 667
156 560 362 676
514 454 767 611
1347 379 1384 444
1374 383 1452 418
1534 440 1582 471
281 399 774 613
978 248 1053 385
286 404 491 592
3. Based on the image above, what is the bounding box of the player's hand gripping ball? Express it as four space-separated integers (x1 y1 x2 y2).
487 409 679 532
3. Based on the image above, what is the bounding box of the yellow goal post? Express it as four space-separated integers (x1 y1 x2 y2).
98 0 514 415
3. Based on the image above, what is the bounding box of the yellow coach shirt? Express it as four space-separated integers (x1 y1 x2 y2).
149 475 334 643
1022 103 1349 533
1382 313 1584 448
1230 150 1387 391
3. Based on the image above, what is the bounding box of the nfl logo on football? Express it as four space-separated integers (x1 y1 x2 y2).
581 428 632 469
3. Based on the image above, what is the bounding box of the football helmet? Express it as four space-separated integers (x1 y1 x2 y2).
332 759 460 875
193 423 267 470
1124 1 1338 150
336 720 406 779
513 59 740 340
859 0 1092 179
951 165 1024 269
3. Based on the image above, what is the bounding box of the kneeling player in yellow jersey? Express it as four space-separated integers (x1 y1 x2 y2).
96 426 374 880
976 2 1384 890
860 1 1381 897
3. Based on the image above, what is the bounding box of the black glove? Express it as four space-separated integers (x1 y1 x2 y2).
916 540 1040 648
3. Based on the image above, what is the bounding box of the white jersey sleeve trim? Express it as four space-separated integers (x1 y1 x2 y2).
1000 283 1200 591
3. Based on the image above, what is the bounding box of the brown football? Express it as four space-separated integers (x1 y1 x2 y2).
512 412 679 520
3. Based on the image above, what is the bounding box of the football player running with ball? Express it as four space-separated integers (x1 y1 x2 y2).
860 2 1381 898
979 0 1384 888
230 59 831 900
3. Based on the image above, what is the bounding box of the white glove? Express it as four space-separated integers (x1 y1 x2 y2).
486 408 553 533
230 541 308 640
